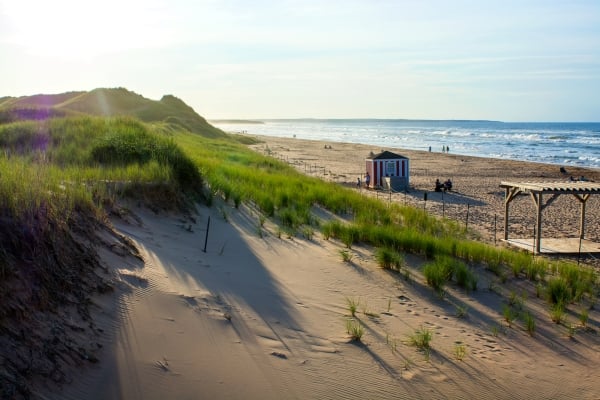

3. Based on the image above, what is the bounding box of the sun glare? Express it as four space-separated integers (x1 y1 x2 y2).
2 0 170 58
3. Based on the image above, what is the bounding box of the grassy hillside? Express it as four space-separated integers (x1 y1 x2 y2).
0 112 210 397
0 87 227 138
0 88 597 398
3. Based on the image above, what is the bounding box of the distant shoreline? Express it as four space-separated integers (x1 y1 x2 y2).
213 118 600 124
209 119 265 124
214 119 600 170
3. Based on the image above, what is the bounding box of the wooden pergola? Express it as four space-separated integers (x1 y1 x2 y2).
500 181 600 254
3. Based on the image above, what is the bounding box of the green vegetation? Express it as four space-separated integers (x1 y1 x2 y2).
346 297 360 317
339 249 353 263
454 342 467 361
0 116 204 211
2 88 599 373
375 247 405 271
0 91 597 313
502 304 518 327
385 333 398 353
407 325 433 350
346 319 364 342
423 258 453 293
567 323 576 338
2 93 598 316
490 325 501 337
1 88 227 138
423 256 478 294
550 304 566 324
579 308 589 327
455 304 469 319
523 311 536 336
546 278 571 308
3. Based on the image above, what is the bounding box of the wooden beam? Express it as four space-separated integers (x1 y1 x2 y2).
504 187 521 240
580 200 587 240
528 191 544 254
529 192 539 208
573 193 590 240
506 187 521 203
572 193 590 203
535 192 542 254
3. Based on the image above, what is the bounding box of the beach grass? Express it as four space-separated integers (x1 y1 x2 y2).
0 115 205 300
502 304 518 327
140 127 600 318
523 311 536 336
346 319 364 341
375 247 405 271
454 343 467 361
3 115 598 307
339 249 353 263
346 297 360 317
2 112 599 338
408 326 433 350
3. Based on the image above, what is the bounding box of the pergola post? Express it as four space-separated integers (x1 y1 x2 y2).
573 193 590 240
580 200 586 240
529 191 543 254
535 192 542 254
503 187 521 241
504 187 510 240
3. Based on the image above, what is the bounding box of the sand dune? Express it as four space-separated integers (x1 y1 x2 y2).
47 137 600 399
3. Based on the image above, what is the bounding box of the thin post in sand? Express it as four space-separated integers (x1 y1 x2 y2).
203 216 211 253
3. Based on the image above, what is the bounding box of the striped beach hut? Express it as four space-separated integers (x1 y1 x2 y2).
365 150 410 191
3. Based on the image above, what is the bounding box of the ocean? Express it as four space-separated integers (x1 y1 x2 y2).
212 119 600 170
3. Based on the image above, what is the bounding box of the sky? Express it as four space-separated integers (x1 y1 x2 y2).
1 0 599 121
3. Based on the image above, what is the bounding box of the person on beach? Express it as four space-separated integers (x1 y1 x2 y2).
365 172 370 188
357 177 361 188
444 179 453 191
435 179 442 192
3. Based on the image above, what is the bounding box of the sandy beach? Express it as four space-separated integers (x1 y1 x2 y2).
250 135 600 246
45 136 600 400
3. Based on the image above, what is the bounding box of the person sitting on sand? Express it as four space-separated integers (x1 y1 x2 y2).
444 179 452 191
435 178 443 192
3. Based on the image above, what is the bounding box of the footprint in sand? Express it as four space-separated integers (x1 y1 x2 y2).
155 358 170 371
270 351 288 359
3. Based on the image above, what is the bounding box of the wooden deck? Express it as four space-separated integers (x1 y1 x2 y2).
500 180 600 254
504 238 600 254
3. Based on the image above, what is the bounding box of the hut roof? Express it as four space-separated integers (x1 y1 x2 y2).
367 150 408 160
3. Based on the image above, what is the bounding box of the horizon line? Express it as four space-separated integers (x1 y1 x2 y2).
209 118 600 124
